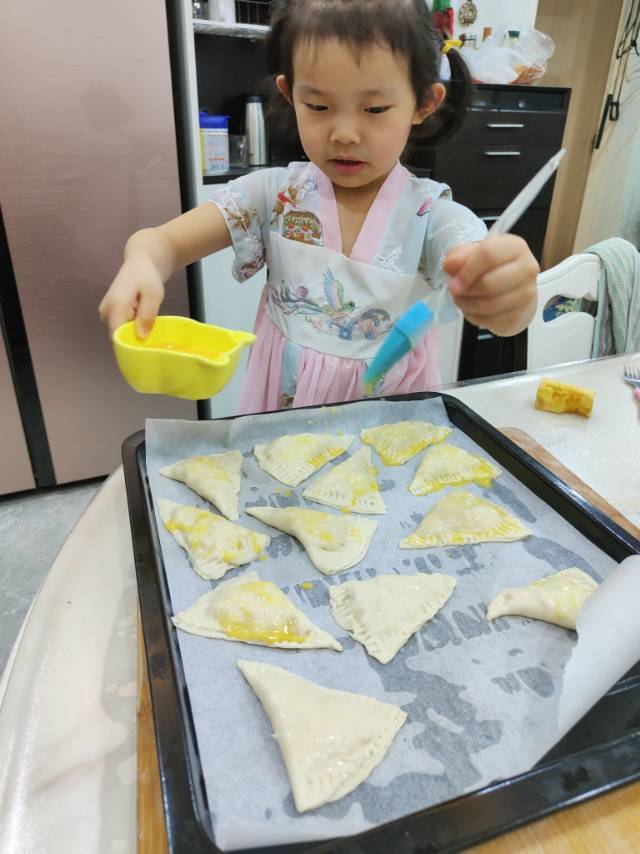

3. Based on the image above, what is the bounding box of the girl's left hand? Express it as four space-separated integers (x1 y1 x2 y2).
443 235 539 337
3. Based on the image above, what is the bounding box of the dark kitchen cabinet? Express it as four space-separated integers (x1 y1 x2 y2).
410 84 571 381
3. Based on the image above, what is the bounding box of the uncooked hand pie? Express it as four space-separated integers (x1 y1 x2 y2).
409 444 501 495
361 420 452 466
302 446 386 514
237 659 406 812
245 505 377 574
487 567 598 629
254 433 354 487
400 490 530 548
330 572 456 663
159 450 242 520
172 571 342 651
158 499 269 580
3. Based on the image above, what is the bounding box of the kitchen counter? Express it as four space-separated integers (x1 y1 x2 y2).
0 354 638 853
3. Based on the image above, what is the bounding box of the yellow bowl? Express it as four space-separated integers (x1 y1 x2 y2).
112 316 256 400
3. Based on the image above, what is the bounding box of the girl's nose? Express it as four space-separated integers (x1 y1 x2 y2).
330 119 361 146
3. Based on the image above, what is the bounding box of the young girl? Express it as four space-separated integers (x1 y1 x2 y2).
99 0 539 413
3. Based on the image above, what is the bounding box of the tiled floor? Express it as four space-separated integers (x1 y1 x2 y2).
0 479 104 675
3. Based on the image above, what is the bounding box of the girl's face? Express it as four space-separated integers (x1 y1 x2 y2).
277 38 444 191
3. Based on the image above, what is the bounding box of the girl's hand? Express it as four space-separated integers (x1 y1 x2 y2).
99 252 165 338
442 235 539 337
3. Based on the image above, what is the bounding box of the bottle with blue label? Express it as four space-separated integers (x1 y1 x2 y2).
199 111 229 176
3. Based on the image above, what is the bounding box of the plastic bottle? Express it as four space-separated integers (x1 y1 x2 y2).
199 111 229 176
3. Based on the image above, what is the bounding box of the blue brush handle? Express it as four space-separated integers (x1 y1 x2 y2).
393 300 434 347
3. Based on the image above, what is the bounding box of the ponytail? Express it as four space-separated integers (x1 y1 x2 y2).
407 47 473 153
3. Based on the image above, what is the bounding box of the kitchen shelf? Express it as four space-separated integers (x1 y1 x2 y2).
202 166 260 185
192 19 268 39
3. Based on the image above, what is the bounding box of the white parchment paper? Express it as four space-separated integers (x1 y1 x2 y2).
144 398 640 851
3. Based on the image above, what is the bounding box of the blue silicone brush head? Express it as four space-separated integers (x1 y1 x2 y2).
363 301 434 394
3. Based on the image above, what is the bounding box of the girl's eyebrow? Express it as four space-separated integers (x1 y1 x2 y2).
297 84 397 97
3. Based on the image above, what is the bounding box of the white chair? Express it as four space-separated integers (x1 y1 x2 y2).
527 253 601 371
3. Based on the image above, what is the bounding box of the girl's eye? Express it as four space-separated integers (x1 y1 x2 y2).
365 106 391 114
304 103 328 112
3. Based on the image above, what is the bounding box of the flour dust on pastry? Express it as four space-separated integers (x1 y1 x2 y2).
409 444 501 495
159 450 242 520
158 499 269 580
360 421 452 466
172 571 342 651
400 490 530 549
302 447 386 514
246 505 377 574
330 572 456 663
254 433 354 487
487 568 598 630
237 659 406 812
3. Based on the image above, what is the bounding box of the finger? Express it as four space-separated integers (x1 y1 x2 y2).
450 257 537 303
100 298 136 336
442 244 472 277
135 291 161 338
454 283 530 323
449 235 528 295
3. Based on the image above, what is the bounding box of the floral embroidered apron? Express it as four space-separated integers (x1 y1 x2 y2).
266 228 432 361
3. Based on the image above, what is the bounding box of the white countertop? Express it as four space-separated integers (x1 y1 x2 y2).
0 354 638 853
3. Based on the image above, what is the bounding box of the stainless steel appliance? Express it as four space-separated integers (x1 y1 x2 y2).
0 0 195 494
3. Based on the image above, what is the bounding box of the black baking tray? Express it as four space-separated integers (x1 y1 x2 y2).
122 392 640 853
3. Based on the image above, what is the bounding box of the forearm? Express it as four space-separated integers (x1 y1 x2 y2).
123 203 232 282
123 227 177 283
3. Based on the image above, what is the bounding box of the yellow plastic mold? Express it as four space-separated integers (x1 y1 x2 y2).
112 316 255 400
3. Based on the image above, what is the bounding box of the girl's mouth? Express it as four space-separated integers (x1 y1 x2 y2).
331 158 366 175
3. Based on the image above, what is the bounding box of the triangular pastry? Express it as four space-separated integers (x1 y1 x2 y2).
400 490 530 549
245 505 377 574
487 568 598 630
237 659 406 812
254 433 354 487
361 420 452 466
409 444 501 495
172 571 342 651
159 450 242 520
302 447 386 514
158 499 269 580
330 572 456 663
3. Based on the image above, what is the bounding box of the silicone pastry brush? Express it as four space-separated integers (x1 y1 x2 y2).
363 148 566 395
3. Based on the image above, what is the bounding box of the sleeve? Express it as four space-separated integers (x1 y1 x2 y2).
423 197 487 324
210 169 278 283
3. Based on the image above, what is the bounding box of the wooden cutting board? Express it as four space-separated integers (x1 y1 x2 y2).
137 429 640 853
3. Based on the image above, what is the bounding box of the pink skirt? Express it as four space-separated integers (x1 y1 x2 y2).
237 305 442 415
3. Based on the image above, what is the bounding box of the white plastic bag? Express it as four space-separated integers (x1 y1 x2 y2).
461 28 555 85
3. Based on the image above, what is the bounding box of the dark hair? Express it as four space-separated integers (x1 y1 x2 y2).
265 0 472 151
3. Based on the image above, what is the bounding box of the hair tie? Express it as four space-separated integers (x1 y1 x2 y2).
441 39 462 54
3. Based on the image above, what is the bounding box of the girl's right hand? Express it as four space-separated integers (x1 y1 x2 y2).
99 252 165 339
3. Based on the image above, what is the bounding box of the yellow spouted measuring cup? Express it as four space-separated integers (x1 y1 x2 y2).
113 316 255 400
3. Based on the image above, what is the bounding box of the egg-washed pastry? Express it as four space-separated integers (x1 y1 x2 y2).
246 505 377 575
158 499 269 581
409 444 502 495
302 447 386 514
237 659 406 812
361 420 452 466
159 450 242 520
254 432 354 487
400 490 530 549
534 377 595 418
487 567 598 630
172 571 342 651
330 572 456 663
